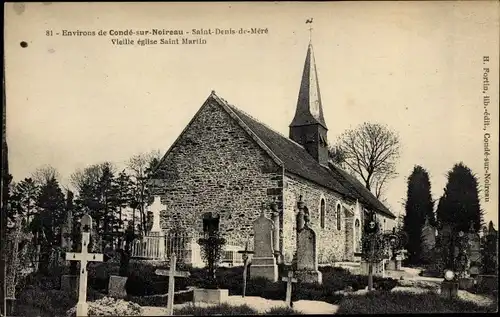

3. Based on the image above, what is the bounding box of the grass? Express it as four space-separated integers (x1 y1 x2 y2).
173 303 303 315
336 291 498 314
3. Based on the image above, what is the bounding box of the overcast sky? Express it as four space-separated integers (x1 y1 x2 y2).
5 2 499 227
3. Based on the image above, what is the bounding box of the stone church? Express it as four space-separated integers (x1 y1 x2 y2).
149 42 396 264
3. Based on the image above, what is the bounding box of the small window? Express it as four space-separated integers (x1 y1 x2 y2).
320 199 326 229
336 203 341 230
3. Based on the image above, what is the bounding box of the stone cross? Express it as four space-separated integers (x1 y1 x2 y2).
237 241 254 297
281 271 297 307
149 196 166 233
65 214 103 317
155 253 190 316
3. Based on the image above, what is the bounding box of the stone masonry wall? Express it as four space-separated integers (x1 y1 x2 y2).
283 173 355 264
150 101 283 249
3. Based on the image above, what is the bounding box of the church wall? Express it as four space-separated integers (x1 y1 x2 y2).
150 101 283 248
283 173 353 264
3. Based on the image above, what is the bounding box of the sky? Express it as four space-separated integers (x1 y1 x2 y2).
5 2 499 227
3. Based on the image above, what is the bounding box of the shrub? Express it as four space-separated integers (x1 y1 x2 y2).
87 261 120 291
17 284 106 317
265 306 302 315
66 296 142 317
16 265 69 296
128 288 194 306
336 291 497 314
125 261 189 296
174 303 257 316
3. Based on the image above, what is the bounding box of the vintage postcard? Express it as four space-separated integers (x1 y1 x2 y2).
2 1 499 316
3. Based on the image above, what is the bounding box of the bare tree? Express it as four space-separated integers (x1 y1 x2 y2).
32 165 60 186
330 122 401 199
126 150 162 236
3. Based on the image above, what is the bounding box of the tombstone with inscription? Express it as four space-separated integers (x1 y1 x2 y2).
467 222 481 277
250 204 278 282
295 200 322 284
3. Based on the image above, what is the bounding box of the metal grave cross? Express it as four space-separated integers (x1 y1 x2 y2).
65 214 103 317
155 253 191 316
237 241 254 297
281 271 298 307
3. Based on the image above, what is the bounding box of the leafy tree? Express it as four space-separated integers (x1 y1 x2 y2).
330 122 401 199
436 162 483 233
402 165 435 265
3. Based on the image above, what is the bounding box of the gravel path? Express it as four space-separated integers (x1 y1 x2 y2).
142 296 339 315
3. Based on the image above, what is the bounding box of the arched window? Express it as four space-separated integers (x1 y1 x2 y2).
320 199 326 229
336 203 341 230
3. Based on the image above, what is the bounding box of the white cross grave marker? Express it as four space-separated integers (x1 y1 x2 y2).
65 214 103 317
281 271 297 307
155 253 191 316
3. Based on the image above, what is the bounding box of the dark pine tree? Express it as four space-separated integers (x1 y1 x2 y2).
402 165 435 265
35 177 66 274
436 162 483 233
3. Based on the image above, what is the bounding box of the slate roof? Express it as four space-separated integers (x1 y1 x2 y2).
211 93 396 219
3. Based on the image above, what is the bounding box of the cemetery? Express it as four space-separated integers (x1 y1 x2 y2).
5 195 498 316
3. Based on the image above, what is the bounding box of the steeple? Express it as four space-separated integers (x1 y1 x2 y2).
289 22 329 165
290 43 327 128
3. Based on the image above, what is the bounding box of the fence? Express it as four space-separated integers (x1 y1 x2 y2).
130 232 244 267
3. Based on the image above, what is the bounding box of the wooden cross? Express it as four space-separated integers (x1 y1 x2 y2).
65 214 103 317
237 241 254 297
281 271 297 307
155 253 190 316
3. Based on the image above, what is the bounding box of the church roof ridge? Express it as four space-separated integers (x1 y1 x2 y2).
208 92 394 219
223 102 307 151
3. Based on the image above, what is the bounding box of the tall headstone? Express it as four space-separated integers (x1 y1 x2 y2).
250 204 278 282
270 201 281 264
61 191 74 251
295 214 322 284
467 222 481 276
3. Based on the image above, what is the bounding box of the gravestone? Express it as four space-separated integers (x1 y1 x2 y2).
295 219 322 284
467 224 481 277
250 207 278 282
108 274 127 299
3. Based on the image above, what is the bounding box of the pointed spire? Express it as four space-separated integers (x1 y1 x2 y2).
290 41 327 129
